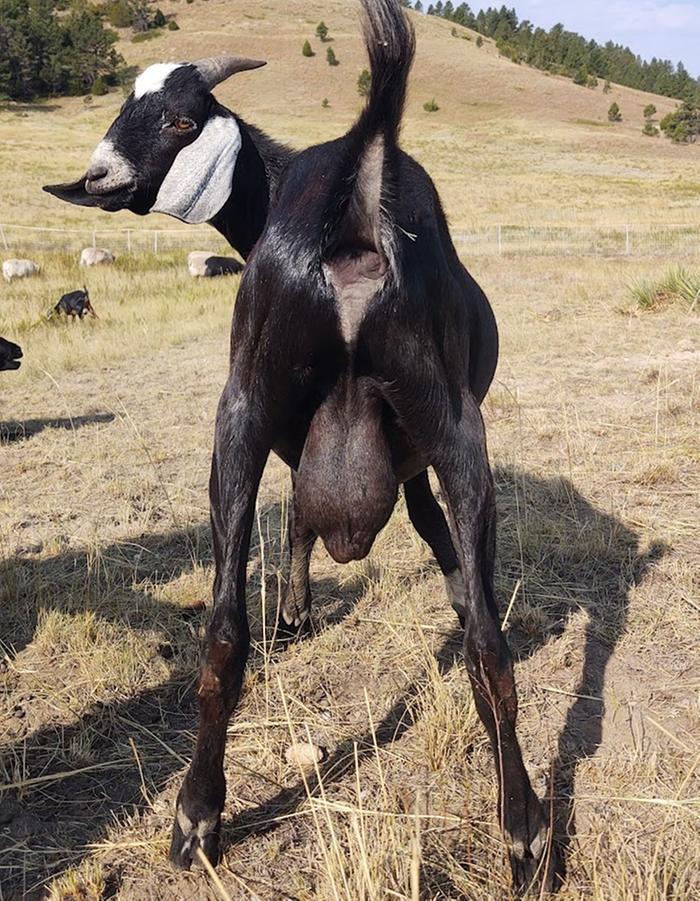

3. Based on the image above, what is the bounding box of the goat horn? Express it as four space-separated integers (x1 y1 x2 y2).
194 56 266 90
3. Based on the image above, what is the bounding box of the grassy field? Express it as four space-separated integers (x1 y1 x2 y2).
1 1 700 899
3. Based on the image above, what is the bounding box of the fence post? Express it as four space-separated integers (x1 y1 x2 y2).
127 229 131 253
0 224 7 251
625 225 631 256
92 229 96 249
154 231 158 254
497 224 502 255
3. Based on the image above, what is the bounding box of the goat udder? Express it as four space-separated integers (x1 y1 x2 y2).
295 386 398 565
323 526 375 565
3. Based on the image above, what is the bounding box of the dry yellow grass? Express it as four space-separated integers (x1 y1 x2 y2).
1 252 698 899
1 1 699 899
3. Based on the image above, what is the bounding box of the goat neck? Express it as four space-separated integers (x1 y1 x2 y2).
209 117 292 260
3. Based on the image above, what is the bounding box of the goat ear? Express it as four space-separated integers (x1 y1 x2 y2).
43 178 104 208
151 115 242 224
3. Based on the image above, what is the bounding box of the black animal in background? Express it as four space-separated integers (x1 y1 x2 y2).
0 337 22 371
53 287 97 319
44 2 555 893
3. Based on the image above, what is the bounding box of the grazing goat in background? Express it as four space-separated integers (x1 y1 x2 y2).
53 287 97 319
3 259 40 283
0 337 22 371
187 251 244 278
45 2 554 892
80 247 115 267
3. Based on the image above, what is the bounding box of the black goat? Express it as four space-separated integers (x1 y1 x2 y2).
44 4 554 892
0 337 22 371
53 288 97 319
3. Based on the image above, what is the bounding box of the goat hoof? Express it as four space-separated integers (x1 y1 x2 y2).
169 804 221 870
509 840 558 896
275 595 312 643
506 798 558 895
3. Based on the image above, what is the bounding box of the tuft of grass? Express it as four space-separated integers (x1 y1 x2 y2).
629 266 700 312
47 859 106 900
131 30 164 44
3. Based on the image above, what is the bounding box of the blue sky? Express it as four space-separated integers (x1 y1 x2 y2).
471 1 700 76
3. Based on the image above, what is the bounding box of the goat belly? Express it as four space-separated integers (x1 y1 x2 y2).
295 382 397 565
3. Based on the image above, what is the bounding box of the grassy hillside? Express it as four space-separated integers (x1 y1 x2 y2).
0 0 699 233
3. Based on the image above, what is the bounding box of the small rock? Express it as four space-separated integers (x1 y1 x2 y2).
0 798 20 826
157 643 174 660
12 705 25 720
15 542 43 555
9 812 41 839
285 742 324 768
541 307 562 322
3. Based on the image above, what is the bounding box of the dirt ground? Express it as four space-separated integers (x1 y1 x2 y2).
1 253 698 899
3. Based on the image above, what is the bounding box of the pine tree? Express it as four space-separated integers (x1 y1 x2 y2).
326 46 338 66
302 40 314 58
643 103 657 120
0 0 123 100
573 65 588 86
660 101 700 143
357 68 371 97
608 102 622 122
316 21 329 42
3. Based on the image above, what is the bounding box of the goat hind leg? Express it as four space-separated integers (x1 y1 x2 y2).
278 477 316 637
404 469 466 623
436 399 555 894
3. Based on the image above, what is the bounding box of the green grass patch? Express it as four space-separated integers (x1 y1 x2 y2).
131 29 164 43
629 266 700 312
572 118 613 128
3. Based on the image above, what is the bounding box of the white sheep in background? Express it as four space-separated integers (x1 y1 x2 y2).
187 251 244 278
80 247 115 267
3 259 40 283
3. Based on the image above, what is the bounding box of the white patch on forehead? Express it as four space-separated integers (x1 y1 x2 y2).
134 63 184 98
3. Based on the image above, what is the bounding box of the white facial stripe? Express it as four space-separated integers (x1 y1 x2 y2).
88 139 135 192
134 63 184 98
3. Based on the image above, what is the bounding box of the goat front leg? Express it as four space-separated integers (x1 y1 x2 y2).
404 469 465 623
170 392 269 870
278 474 316 637
435 396 556 895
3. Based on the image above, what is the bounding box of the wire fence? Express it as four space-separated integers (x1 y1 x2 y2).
0 223 230 256
450 224 700 257
1 222 699 258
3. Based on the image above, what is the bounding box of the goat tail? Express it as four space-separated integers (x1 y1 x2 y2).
359 0 416 146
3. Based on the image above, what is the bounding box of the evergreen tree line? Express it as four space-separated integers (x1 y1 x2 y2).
414 2 700 106
0 0 171 101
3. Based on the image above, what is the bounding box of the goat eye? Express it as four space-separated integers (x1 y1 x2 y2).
173 116 195 133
